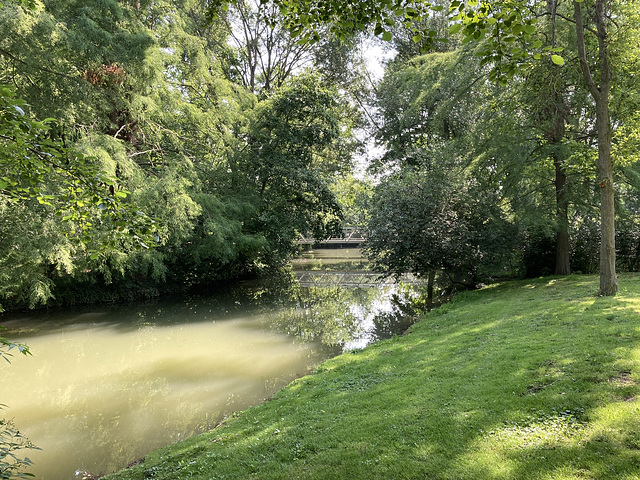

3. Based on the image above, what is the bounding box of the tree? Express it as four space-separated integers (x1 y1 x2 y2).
1 0 257 302
0 0 363 306
535 0 571 275
573 0 616 294
207 0 640 295
223 0 316 94
366 166 516 290
0 83 158 308
237 74 358 260
0 84 152 235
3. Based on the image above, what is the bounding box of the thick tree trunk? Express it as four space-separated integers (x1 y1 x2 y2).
548 85 570 275
546 0 570 276
554 154 571 275
426 269 435 309
596 96 617 295
574 0 617 295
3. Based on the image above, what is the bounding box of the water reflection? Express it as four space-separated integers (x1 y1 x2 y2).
0 249 424 479
270 282 421 350
290 247 368 271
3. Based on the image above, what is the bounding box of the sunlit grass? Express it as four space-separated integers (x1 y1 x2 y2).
105 274 640 479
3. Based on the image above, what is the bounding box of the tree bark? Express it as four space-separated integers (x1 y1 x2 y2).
546 0 570 276
554 152 571 275
426 269 435 309
574 0 617 295
596 93 617 295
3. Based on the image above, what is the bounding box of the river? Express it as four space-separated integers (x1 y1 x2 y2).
0 248 422 479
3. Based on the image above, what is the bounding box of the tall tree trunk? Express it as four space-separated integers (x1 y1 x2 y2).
596 94 617 295
545 0 570 275
574 0 617 295
554 152 571 275
548 86 570 275
426 269 435 310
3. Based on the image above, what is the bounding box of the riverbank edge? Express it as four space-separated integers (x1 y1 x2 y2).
103 273 640 480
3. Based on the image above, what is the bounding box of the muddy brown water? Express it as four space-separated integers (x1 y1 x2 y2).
0 249 422 479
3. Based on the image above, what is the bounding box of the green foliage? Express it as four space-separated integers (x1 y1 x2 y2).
238 73 356 260
0 418 37 480
372 47 483 172
368 48 519 286
0 0 364 308
366 167 516 287
0 327 35 480
0 0 35 9
0 328 30 363
0 84 156 309
207 0 640 296
329 175 372 227
369 0 640 283
208 0 564 83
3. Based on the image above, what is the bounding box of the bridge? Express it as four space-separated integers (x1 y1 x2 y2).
294 271 422 288
297 226 366 246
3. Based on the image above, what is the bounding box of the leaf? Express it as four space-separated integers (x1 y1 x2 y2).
551 55 565 66
382 31 392 41
449 24 463 35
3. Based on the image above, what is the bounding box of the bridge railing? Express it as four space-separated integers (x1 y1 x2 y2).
294 271 422 288
297 226 366 245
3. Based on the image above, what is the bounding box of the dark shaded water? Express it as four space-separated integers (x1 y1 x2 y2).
0 249 423 479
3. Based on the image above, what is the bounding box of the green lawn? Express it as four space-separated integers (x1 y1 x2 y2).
105 274 640 479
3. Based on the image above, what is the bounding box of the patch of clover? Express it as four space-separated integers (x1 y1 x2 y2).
484 408 587 449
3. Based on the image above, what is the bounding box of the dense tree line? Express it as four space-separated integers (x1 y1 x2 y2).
363 0 640 295
207 0 640 296
0 0 362 311
2 0 640 312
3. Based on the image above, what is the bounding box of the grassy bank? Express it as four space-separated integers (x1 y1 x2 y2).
105 274 640 480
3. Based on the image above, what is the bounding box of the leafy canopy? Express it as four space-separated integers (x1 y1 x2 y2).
0 84 155 251
209 0 564 83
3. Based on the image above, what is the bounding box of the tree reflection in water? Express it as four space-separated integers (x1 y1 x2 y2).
263 271 425 350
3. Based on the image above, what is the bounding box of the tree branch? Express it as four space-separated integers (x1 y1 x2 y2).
573 1 600 100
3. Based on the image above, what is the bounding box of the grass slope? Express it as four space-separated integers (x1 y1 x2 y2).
105 274 640 480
